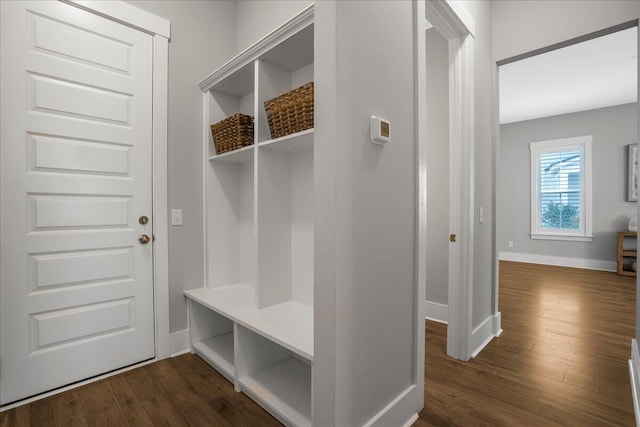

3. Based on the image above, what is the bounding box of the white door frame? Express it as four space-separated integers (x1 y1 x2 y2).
419 0 476 361
62 0 171 359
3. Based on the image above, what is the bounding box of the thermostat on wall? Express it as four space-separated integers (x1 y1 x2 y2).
371 116 390 145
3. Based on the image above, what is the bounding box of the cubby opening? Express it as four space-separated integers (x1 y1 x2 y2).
207 62 255 159
257 61 314 143
257 139 313 309
206 154 255 290
188 300 236 382
236 325 311 427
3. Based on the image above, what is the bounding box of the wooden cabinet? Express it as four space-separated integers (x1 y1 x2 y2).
185 7 314 426
617 231 637 277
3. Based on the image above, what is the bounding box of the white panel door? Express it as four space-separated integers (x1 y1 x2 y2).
0 1 155 405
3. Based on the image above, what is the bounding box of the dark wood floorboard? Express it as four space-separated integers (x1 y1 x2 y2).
417 261 636 426
0 261 636 426
0 353 280 427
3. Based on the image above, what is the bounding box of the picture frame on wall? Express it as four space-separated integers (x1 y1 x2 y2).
629 143 638 202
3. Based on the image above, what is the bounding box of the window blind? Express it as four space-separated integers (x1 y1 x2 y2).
539 149 581 230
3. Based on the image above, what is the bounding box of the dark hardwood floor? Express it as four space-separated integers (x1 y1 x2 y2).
0 354 281 427
416 261 636 426
1 261 636 426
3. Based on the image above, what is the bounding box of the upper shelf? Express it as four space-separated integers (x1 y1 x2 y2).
258 129 313 154
198 5 314 92
209 144 254 163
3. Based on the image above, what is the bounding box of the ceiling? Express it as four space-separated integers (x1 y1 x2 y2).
499 26 638 125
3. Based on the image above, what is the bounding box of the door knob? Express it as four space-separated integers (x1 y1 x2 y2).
450 234 456 242
139 215 149 225
138 234 151 244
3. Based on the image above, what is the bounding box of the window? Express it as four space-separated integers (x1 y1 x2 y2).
530 136 592 241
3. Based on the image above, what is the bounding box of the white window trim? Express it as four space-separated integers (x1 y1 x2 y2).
530 135 593 242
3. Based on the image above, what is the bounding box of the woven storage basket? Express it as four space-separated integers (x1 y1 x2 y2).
264 82 314 139
210 113 254 155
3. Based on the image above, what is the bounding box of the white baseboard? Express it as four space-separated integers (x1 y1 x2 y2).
493 312 503 337
169 328 190 357
499 251 616 272
425 300 448 324
401 413 419 427
630 339 640 427
470 312 502 358
364 384 419 427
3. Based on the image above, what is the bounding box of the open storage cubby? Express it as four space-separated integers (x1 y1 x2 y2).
206 153 255 290
186 6 315 426
236 325 312 427
187 299 236 382
207 62 255 160
257 137 314 309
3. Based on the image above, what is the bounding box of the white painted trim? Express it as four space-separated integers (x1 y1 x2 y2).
499 251 616 272
493 311 503 338
198 4 314 91
492 61 501 353
530 234 593 242
629 339 640 427
169 329 190 357
425 300 448 324
445 0 475 36
63 0 170 37
402 414 420 427
425 0 475 39
152 34 171 360
363 385 418 427
447 28 475 361
202 92 210 288
470 312 501 358
424 0 476 363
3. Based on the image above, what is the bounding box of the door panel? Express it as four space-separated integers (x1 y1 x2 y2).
28 74 132 124
30 248 133 290
29 134 132 176
1 1 154 404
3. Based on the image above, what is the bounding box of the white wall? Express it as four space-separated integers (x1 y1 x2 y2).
236 0 313 52
125 0 237 333
425 28 449 306
499 103 638 264
319 1 419 425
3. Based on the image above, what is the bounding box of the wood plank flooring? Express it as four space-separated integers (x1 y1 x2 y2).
1 261 636 426
417 261 636 426
0 354 281 427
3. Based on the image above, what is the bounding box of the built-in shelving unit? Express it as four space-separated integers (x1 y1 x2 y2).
186 5 315 426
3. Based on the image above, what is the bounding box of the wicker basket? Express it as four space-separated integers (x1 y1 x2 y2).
210 113 254 155
264 82 314 139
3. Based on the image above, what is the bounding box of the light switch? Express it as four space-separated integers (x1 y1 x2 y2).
171 209 183 226
479 207 484 223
